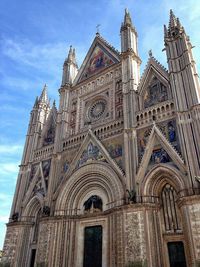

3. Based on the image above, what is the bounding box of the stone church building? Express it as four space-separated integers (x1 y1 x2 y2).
2 9 200 267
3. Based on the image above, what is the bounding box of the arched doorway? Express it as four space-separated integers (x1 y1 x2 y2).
139 165 190 267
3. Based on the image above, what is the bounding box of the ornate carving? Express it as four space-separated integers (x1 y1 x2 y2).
126 212 146 263
1 227 19 265
36 222 55 265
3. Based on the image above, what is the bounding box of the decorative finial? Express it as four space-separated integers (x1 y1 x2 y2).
124 8 132 26
148 49 153 57
96 24 101 35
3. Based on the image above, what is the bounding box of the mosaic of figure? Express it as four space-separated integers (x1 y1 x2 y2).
42 159 51 178
63 161 69 173
84 195 103 213
29 164 39 181
158 120 177 143
33 178 44 196
138 128 151 160
77 143 103 168
150 149 170 164
107 144 122 158
43 125 55 146
144 77 168 108
168 121 176 142
82 46 114 79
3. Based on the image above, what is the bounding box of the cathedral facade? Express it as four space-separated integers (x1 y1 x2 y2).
2 9 200 267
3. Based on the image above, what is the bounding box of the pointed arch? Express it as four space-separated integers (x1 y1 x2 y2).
139 164 187 197
54 162 125 215
23 194 43 217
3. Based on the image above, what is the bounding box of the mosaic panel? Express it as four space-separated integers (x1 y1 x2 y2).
143 77 168 108
81 45 115 80
137 120 179 162
103 137 124 170
43 124 55 146
77 143 105 168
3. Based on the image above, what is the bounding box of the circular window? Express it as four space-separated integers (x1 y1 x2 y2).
88 99 107 121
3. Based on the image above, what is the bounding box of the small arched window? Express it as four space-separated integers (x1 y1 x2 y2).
161 184 182 232
83 195 103 213
32 208 42 242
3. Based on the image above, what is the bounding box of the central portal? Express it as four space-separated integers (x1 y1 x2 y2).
83 225 102 267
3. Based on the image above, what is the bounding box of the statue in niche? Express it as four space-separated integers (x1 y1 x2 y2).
168 121 176 142
84 195 103 213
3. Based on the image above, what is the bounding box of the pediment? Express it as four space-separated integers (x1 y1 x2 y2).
23 159 51 206
61 129 124 179
138 57 169 96
41 105 57 146
74 35 120 84
136 123 186 182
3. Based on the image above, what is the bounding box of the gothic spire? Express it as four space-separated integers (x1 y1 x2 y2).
169 9 177 29
39 84 49 103
165 9 183 38
124 8 132 26
62 46 78 86
33 96 39 108
66 45 73 63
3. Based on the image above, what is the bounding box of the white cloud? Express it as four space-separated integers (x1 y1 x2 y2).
0 162 19 175
0 144 23 154
0 216 9 223
2 38 65 69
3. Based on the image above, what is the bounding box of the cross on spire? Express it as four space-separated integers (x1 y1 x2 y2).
96 24 101 35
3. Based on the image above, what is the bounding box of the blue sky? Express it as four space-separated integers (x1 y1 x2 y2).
0 0 200 249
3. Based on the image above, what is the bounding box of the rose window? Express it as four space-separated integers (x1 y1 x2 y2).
88 100 107 121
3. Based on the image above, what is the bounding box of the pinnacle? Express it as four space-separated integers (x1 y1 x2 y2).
169 9 177 29
39 84 49 103
65 45 78 66
124 8 132 25
33 96 39 107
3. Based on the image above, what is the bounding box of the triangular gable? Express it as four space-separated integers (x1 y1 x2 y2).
60 129 124 180
41 105 57 146
136 123 186 181
23 159 51 206
138 56 169 95
74 35 120 85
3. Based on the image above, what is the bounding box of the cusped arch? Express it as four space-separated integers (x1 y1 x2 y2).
23 194 43 217
55 162 125 215
139 164 187 196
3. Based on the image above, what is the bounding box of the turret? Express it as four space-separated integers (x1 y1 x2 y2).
120 9 141 190
61 46 78 86
164 10 200 187
164 10 200 111
120 8 138 55
21 84 50 164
